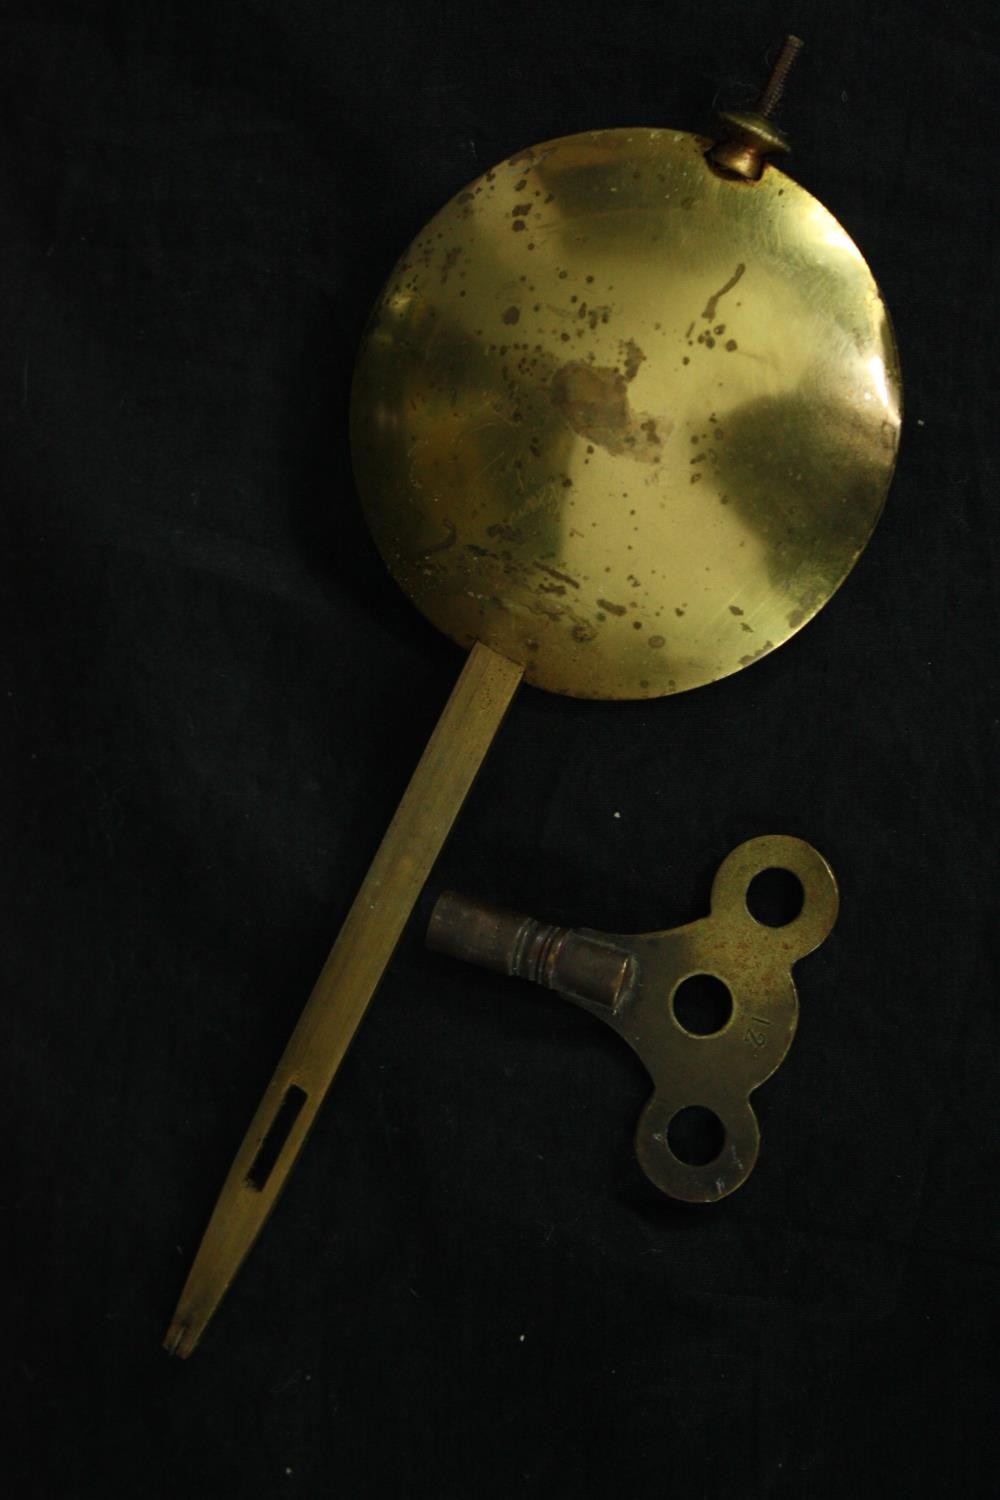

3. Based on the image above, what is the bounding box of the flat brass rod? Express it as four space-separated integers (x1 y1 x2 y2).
165 640 523 1358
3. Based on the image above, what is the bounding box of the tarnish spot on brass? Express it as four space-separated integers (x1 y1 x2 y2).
621 338 645 381
702 262 746 322
536 563 580 589
419 521 457 557
550 362 671 462
738 639 775 666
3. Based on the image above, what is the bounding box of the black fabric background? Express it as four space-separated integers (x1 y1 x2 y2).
4 2 998 1494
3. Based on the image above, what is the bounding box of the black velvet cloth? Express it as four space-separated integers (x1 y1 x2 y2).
6 3 998 1494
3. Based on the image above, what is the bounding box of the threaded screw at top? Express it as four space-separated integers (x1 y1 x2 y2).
756 34 804 120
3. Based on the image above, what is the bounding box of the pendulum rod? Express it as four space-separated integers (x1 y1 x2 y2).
165 640 523 1357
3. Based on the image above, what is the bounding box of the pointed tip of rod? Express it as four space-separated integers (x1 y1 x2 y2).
163 1317 198 1359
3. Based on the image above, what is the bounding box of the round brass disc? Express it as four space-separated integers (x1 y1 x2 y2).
351 129 900 699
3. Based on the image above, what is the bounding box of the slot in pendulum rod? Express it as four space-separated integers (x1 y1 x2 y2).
165 641 524 1358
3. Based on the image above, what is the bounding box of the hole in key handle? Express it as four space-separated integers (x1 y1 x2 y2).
671 973 733 1035
667 1106 726 1165
746 867 804 927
